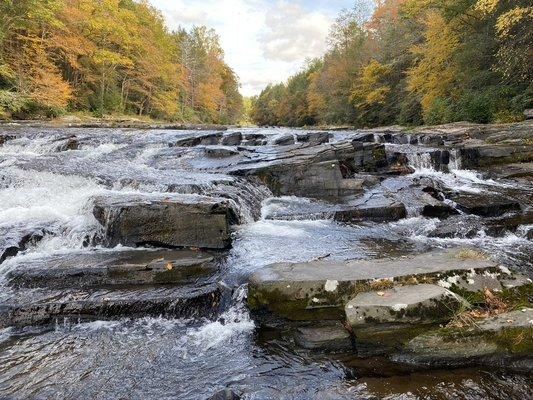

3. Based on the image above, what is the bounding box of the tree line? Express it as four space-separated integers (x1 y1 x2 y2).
0 0 243 124
251 0 532 127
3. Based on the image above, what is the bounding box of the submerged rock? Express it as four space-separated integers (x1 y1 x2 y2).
93 193 237 249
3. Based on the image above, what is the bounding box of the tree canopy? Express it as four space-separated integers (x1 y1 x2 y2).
251 0 532 127
0 0 243 123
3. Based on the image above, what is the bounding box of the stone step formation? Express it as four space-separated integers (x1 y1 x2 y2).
0 120 532 391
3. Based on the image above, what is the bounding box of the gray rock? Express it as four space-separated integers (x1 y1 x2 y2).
294 322 353 351
296 131 332 144
226 141 389 200
205 146 239 158
93 193 237 249
174 132 223 147
248 249 498 321
7 249 217 288
459 143 533 169
273 133 295 145
0 227 49 264
450 192 521 217
345 284 468 328
54 135 79 151
334 197 407 222
242 133 267 146
220 131 242 146
206 389 240 400
0 283 221 329
397 308 533 371
0 133 16 146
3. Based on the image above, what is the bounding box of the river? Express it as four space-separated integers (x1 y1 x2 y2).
0 125 531 399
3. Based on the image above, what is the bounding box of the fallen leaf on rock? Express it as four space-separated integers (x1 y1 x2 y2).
166 262 173 271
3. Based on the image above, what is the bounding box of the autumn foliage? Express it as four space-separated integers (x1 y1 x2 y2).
0 0 243 123
251 0 532 127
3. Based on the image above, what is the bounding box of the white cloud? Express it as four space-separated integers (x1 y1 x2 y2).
149 0 339 96
261 3 331 62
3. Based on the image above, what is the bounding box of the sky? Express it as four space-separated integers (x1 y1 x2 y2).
149 0 356 97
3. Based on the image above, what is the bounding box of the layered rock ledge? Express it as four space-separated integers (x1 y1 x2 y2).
93 193 238 249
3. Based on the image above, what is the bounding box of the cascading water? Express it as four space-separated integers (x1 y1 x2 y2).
0 126 531 400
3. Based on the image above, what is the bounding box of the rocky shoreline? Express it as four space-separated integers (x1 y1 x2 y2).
0 120 532 397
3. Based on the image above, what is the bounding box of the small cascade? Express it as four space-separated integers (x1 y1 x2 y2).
449 149 463 170
407 152 435 171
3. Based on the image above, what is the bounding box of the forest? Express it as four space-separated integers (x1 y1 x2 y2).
0 0 243 124
251 0 532 127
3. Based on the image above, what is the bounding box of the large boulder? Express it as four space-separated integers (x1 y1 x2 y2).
273 133 295 146
449 192 521 217
93 193 237 249
458 143 533 169
248 249 500 321
226 141 389 200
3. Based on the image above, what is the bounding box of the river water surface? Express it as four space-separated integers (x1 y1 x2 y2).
0 126 531 399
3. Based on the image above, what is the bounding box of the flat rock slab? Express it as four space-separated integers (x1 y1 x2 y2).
6 249 217 289
248 249 498 321
93 193 237 249
334 197 407 222
294 322 353 351
0 283 221 329
345 284 467 328
450 192 521 217
397 308 533 371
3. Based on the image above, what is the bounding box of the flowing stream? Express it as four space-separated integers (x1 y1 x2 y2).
0 126 531 399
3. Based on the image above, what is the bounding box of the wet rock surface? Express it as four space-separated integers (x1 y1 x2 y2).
294 322 353 351
93 193 237 249
6 249 218 288
248 249 499 321
397 308 533 371
0 122 532 399
345 284 467 327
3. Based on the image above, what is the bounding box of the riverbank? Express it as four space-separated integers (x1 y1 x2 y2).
0 114 233 131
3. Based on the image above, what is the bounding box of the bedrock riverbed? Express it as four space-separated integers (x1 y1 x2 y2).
0 121 532 399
